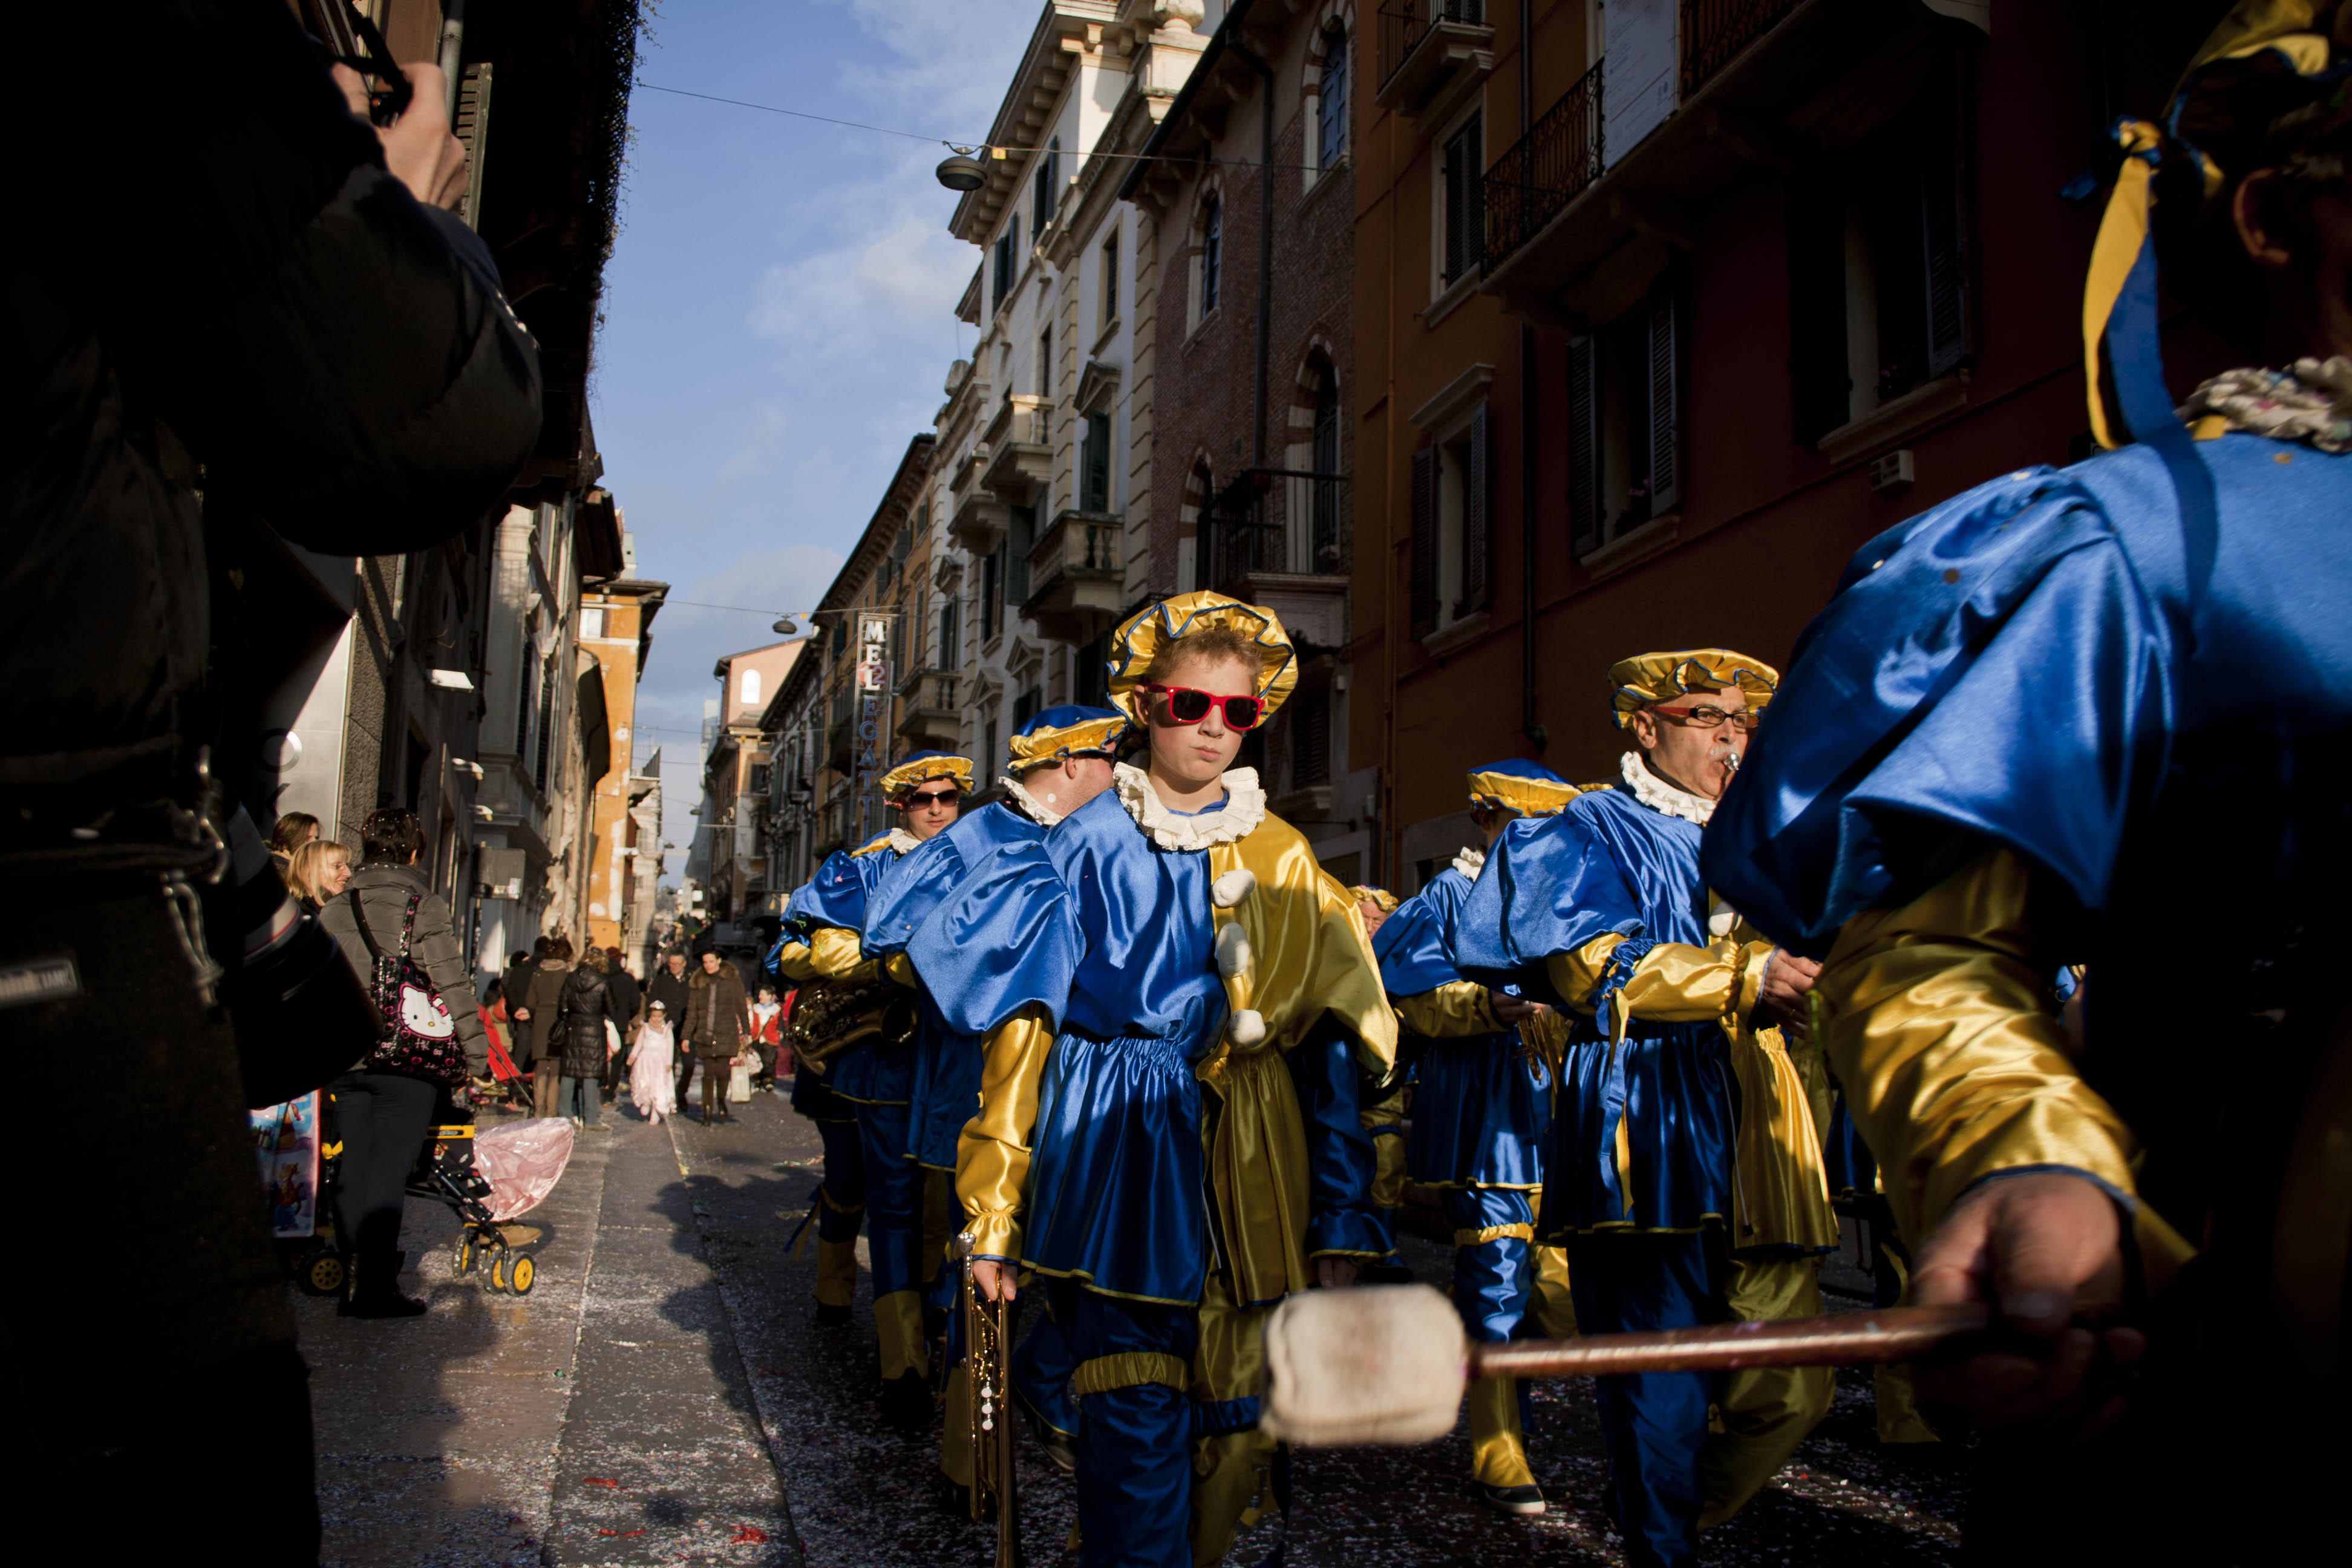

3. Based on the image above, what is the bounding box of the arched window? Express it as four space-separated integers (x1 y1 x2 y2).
1200 195 1222 319
1318 25 1350 172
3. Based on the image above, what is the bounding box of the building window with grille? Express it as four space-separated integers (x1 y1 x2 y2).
1566 282 1686 561
1317 25 1350 175
1440 110 1484 289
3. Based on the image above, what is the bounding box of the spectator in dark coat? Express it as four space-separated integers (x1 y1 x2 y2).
645 950 694 1105
516 939 573 1118
553 948 619 1130
601 947 641 1100
316 808 491 1319
7 7 538 1554
684 950 751 1125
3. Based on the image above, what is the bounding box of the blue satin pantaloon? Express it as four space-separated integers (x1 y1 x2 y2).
1055 1282 1196 1568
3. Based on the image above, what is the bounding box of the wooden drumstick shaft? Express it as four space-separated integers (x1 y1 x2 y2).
1469 1302 1993 1380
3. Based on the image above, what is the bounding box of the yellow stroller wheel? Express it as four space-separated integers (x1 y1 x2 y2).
486 1249 512 1293
508 1253 536 1295
305 1252 347 1298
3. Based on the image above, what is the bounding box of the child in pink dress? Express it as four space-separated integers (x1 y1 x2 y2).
627 1001 678 1123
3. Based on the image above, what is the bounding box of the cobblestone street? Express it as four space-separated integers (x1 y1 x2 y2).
301 1088 1975 1567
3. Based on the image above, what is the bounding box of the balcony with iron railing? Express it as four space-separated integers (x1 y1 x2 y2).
1197 472 1352 650
1479 0 1952 321
1374 0 1494 128
1022 509 1124 645
981 394 1054 505
892 670 961 748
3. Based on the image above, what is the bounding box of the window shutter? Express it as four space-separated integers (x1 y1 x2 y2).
1292 686 1331 787
1785 188 1849 445
1463 404 1491 613
1443 127 1466 281
1085 413 1111 511
1566 336 1601 559
1409 448 1438 641
1647 291 1681 516
1921 137 1969 381
454 63 493 231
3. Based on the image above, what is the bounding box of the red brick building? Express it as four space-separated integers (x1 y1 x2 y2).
1125 0 1381 880
1353 0 2230 892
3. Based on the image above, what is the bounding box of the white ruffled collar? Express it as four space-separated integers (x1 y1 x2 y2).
1112 762 1267 851
1452 845 1486 878
1621 750 1717 826
1000 773 1067 829
884 826 921 854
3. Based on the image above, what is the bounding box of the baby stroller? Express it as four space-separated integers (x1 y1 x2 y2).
414 1117 577 1296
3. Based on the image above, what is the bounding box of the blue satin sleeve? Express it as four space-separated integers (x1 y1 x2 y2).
903 839 1082 1036
785 847 877 936
1449 805 1650 1005
863 833 968 959
1374 870 1469 997
1287 1024 1387 1258
1702 460 2175 953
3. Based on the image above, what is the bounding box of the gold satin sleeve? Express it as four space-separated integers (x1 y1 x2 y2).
953 1005 1055 1261
772 941 817 983
1395 981 1501 1039
884 950 918 990
1545 935 1774 1026
1818 846 2140 1246
1518 1004 1572 1073
806 924 880 984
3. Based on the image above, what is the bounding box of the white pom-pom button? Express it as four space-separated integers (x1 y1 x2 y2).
1212 869 1256 908
1708 907 1739 939
1215 920 1253 979
1227 1008 1267 1049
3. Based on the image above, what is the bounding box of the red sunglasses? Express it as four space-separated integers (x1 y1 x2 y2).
1143 683 1264 731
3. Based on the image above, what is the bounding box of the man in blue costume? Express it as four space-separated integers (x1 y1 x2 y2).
772 748 970 1427
1451 654 1838 1568
1374 760 1577 1516
1702 7 2350 1558
860 706 1129 1487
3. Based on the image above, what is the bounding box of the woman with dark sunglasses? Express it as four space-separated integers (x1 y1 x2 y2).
902 592 1397 1567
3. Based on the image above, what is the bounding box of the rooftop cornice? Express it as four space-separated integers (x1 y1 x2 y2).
948 1 1126 244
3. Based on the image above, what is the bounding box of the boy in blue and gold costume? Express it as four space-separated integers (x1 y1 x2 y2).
1374 759 1577 1516
1703 7 2350 1557
860 705 1129 1483
1450 653 1838 1568
772 748 971 1425
905 593 1395 1568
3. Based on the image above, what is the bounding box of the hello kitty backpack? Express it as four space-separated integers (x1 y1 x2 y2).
345 890 465 1085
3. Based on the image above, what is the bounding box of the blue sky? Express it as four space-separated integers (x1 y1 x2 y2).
593 0 1037 881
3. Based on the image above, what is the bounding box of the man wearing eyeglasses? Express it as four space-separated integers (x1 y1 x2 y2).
1450 651 1838 1568
773 750 971 1425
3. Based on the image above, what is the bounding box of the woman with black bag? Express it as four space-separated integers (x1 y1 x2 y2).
319 808 490 1318
553 948 619 1131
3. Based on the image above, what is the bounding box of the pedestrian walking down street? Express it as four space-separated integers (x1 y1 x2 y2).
750 985 783 1092
644 949 694 1105
518 937 573 1118
319 808 495 1318
629 1001 678 1123
601 947 640 1102
553 947 620 1131
683 948 750 1124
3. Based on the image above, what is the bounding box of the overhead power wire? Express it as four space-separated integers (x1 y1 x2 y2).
630 78 1330 175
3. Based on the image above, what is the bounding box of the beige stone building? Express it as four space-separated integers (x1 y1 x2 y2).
578 572 667 956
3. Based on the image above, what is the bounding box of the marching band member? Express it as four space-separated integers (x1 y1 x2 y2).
906 593 1395 1568
774 748 970 1425
1451 653 1838 1568
1703 6 2350 1555
860 706 1129 1491
1375 759 1577 1515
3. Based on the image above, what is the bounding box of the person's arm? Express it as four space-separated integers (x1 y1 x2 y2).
1394 982 1501 1038
1287 1019 1384 1283
410 890 489 1073
956 1007 1056 1296
1544 935 1775 1031
803 926 881 984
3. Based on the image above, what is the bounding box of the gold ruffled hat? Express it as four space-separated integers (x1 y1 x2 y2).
1006 705 1130 773
1607 649 1780 730
1350 885 1400 913
878 750 974 797
1465 759 1579 817
1105 590 1299 728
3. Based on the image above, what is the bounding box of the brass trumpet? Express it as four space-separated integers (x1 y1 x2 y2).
959 1229 1022 1563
